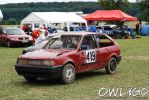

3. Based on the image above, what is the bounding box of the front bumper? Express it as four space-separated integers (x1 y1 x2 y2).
15 64 63 78
9 40 33 46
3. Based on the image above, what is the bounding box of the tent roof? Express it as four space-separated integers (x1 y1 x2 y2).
22 12 87 23
83 10 137 21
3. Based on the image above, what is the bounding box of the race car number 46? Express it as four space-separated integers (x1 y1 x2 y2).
86 50 96 63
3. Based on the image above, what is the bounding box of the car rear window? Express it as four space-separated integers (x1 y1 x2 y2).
97 35 114 47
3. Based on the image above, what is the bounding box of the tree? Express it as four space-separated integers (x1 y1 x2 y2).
136 0 149 22
98 0 129 11
3 18 18 25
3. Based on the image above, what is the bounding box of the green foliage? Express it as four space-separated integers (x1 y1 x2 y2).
136 0 149 22
2 18 18 25
98 0 129 11
0 1 147 23
0 2 100 25
126 3 139 16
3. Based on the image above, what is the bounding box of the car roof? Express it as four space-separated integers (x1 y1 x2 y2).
54 32 100 36
99 25 117 28
4 27 20 29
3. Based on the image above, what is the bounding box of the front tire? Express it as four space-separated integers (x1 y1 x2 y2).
105 57 117 74
24 76 37 82
61 64 76 84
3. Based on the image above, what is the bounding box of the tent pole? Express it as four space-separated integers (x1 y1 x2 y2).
85 22 88 31
67 22 70 32
61 23 64 30
32 22 34 31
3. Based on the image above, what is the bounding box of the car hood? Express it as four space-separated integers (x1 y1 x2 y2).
24 41 48 53
8 34 31 38
21 49 73 60
24 45 42 53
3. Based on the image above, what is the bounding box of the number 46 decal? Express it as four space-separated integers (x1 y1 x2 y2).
86 50 96 63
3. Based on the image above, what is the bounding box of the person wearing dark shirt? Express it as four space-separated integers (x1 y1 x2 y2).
43 24 48 31
136 22 140 36
25 25 33 35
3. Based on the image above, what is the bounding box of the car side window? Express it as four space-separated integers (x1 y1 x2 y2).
81 35 97 50
97 35 114 48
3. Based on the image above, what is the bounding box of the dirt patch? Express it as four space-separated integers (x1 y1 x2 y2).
123 56 149 61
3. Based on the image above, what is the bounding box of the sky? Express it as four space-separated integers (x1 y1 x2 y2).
0 0 136 5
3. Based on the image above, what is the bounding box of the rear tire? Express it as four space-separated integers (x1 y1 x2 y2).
61 64 76 84
24 76 37 82
105 57 117 74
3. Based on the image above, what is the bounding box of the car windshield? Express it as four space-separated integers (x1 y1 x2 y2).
44 35 81 49
6 28 25 35
35 40 49 48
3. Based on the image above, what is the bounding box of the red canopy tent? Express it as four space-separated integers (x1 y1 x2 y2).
83 10 137 21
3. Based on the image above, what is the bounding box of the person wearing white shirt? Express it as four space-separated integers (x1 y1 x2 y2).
35 31 49 45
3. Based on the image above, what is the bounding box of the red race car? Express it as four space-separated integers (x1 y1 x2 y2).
0 27 33 47
15 32 121 84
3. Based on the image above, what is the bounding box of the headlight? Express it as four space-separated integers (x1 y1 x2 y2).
17 59 28 64
28 60 53 66
28 60 42 65
10 37 18 40
42 60 53 66
17 59 53 66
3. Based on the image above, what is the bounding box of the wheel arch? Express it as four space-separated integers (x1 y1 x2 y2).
111 55 118 62
109 53 118 63
65 61 76 68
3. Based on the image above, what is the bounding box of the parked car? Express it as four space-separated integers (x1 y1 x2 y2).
0 27 33 47
96 25 130 38
15 32 121 84
63 26 86 32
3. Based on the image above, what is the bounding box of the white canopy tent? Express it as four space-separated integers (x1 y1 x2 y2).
0 9 3 22
21 12 87 31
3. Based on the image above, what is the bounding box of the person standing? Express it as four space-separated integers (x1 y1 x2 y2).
39 26 46 34
22 24 27 32
34 30 49 45
32 29 41 43
128 26 135 39
43 24 48 31
136 22 140 36
88 21 96 32
25 25 32 35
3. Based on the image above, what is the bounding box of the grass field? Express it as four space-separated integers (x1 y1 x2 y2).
0 37 149 100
